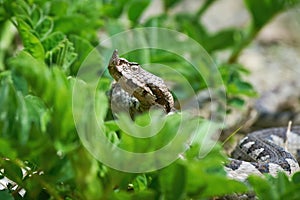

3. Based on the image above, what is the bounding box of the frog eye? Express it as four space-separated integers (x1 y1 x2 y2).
131 64 139 72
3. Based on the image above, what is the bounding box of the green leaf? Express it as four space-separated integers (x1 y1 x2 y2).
100 0 126 18
25 95 49 133
206 29 239 52
16 91 30 144
131 191 156 200
202 176 247 197
95 89 109 124
276 172 289 196
227 80 257 97
219 63 256 99
16 17 45 60
275 172 300 200
53 9 101 43
0 138 17 159
28 4 41 26
127 0 151 23
50 0 103 41
42 31 66 51
0 21 15 71
9 51 74 137
0 73 16 136
281 184 300 200
11 72 28 95
292 172 300 184
186 160 247 198
43 32 77 74
9 51 50 97
228 97 245 108
35 16 53 40
53 14 87 35
243 0 294 29
69 35 94 75
159 163 186 200
249 173 300 200
248 175 278 200
2 160 24 187
49 0 69 17
4 0 31 20
132 174 149 191
112 190 155 200
176 15 208 46
117 111 182 153
0 190 14 200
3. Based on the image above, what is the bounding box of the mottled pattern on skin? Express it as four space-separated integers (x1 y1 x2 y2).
110 83 141 117
227 126 300 180
108 50 174 114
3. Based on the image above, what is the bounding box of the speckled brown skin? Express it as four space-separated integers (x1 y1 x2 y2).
108 49 174 113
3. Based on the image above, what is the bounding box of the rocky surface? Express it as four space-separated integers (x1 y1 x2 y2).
144 0 300 130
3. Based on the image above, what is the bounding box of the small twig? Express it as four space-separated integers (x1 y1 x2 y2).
284 121 292 151
228 26 258 63
222 125 243 146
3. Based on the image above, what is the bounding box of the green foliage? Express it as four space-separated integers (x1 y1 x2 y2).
0 0 299 199
219 64 257 108
244 0 300 30
183 145 248 198
0 190 14 200
248 172 300 200
16 17 45 60
127 0 151 24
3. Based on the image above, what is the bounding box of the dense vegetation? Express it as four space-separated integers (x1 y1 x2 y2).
0 0 300 199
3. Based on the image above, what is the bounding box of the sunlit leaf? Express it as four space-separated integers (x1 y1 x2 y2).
16 17 45 60
132 174 149 191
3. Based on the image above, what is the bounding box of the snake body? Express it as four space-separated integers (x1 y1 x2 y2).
226 126 300 180
107 50 300 180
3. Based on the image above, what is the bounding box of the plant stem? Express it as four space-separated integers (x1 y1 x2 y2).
195 0 217 19
228 25 258 63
